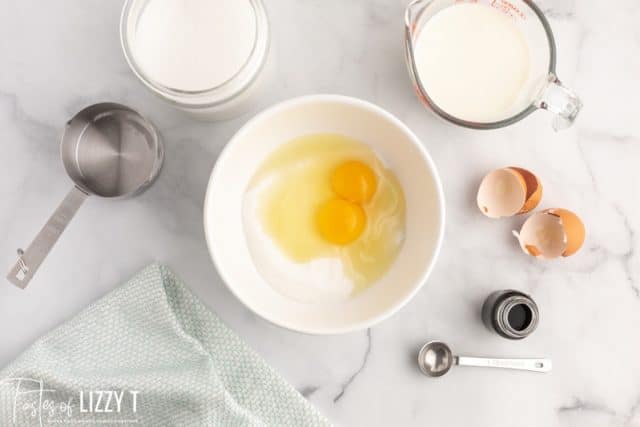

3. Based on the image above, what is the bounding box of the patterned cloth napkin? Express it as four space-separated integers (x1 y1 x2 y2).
0 264 331 426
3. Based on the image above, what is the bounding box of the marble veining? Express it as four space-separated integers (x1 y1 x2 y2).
333 329 372 403
1 0 639 426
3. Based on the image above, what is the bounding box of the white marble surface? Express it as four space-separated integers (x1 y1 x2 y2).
1 1 639 426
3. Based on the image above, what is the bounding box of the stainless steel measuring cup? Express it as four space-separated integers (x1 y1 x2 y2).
404 0 582 130
7 103 163 288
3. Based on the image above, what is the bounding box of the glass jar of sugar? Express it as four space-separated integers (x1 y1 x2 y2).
121 0 270 120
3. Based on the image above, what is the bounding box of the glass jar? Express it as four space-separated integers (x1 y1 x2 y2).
120 0 270 120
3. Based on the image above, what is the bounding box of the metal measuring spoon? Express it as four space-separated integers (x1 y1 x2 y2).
7 103 163 289
418 341 551 377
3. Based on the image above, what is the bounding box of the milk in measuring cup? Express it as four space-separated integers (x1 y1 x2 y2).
413 2 534 123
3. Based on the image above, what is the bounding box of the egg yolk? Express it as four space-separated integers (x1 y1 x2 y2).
316 198 366 245
331 160 377 203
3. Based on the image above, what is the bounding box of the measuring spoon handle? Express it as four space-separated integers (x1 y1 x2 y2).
456 356 552 373
7 186 88 289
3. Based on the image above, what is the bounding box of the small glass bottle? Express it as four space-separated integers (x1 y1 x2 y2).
482 290 539 340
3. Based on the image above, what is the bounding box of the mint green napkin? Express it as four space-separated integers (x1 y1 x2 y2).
0 264 331 426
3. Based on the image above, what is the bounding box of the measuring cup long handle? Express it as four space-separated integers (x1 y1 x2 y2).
7 186 88 289
456 356 552 373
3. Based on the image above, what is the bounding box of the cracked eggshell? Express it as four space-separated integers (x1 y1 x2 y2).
477 167 542 218
548 209 586 256
509 167 543 214
513 209 585 259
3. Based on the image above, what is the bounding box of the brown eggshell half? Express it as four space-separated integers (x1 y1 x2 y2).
513 209 586 259
508 167 542 214
477 168 527 218
513 211 567 259
546 208 586 257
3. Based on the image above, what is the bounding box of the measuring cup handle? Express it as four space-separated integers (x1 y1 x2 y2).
7 186 88 289
536 73 583 131
457 356 552 373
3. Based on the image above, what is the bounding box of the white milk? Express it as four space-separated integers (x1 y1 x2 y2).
414 3 532 123
133 0 256 92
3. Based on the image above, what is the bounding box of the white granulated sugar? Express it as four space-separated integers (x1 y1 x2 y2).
242 182 354 304
133 0 256 91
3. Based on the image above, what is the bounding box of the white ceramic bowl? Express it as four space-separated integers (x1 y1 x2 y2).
204 95 445 334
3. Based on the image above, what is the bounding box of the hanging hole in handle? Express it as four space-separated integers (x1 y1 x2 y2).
15 267 27 282
15 249 29 281
535 360 552 372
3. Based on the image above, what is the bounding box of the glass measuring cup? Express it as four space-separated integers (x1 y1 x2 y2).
404 0 582 130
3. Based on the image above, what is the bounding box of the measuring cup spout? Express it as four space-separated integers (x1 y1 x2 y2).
536 73 583 131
